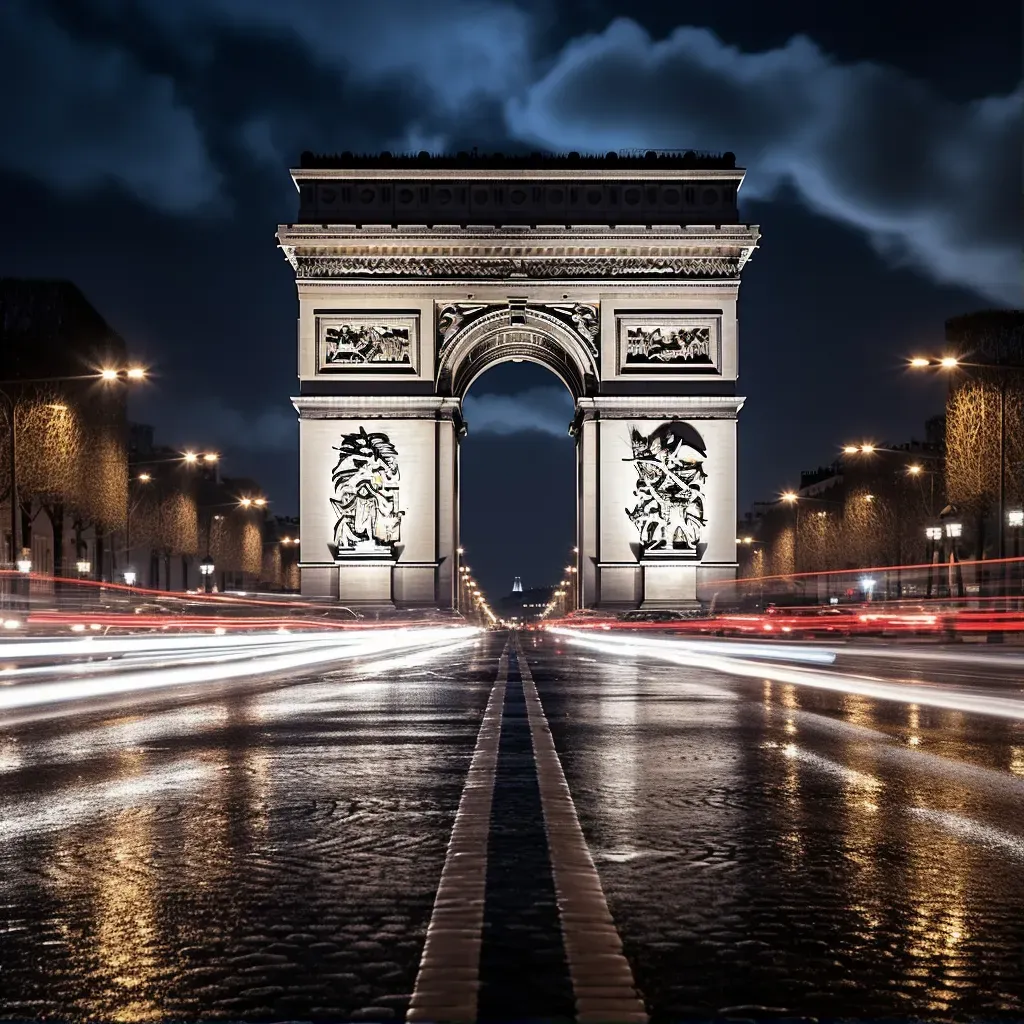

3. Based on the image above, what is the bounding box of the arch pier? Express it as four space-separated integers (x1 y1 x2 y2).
278 152 760 609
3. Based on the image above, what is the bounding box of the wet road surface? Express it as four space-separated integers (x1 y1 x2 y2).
1 629 1023 1021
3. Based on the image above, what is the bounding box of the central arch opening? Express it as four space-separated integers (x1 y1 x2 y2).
459 359 576 621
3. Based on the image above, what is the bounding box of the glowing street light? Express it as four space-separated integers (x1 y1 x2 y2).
199 555 216 593
909 356 959 370
123 568 137 587
781 491 798 503
1008 510 1024 528
137 472 152 483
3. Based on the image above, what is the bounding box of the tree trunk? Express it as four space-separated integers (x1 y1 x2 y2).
44 502 65 599
95 527 106 583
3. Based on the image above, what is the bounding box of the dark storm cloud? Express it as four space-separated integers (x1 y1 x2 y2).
8 4 1016 307
0 1 220 212
140 0 533 109
506 19 1022 305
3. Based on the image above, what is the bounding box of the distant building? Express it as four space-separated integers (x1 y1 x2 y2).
0 279 128 582
498 583 554 624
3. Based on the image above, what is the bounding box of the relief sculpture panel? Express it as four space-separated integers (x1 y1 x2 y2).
330 427 405 556
625 421 708 555
616 312 720 374
317 312 418 373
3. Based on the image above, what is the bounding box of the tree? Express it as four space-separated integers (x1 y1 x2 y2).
944 310 1024 559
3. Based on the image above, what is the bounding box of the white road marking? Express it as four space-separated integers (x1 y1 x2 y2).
407 644 508 1023
516 636 648 1024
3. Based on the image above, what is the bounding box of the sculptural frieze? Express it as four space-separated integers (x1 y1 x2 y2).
317 313 417 372
626 325 711 365
298 256 739 279
330 427 404 555
625 421 707 554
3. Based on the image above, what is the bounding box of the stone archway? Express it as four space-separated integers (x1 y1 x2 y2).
281 151 759 610
437 304 599 401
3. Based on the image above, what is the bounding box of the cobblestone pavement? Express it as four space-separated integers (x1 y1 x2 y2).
1 630 1023 1021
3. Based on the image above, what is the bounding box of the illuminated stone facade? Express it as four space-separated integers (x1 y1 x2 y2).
279 152 759 608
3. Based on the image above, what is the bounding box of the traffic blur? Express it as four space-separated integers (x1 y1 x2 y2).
543 554 1024 641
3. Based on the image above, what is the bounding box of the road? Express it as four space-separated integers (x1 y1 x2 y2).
1 629 1023 1021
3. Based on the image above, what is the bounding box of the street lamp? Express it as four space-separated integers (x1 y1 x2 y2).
199 555 216 593
123 568 137 587
16 555 31 574
1008 510 1024 607
76 559 91 577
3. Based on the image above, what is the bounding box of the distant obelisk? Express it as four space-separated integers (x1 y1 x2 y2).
512 577 523 593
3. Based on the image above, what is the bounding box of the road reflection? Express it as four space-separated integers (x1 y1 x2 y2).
0 636 494 1021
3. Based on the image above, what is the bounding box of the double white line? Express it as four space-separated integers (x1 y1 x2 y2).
408 637 647 1023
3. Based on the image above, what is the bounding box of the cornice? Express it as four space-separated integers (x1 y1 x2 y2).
576 395 746 419
277 224 760 281
292 395 462 419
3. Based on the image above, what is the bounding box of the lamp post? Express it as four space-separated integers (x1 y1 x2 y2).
1008 510 1023 608
455 546 464 612
199 555 216 593
925 525 943 598
943 517 964 599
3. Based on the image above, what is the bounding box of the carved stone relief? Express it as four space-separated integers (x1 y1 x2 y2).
297 256 740 279
330 427 404 556
616 313 720 374
625 421 707 554
317 313 417 372
436 301 599 357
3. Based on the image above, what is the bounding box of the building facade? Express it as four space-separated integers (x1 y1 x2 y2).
278 151 759 609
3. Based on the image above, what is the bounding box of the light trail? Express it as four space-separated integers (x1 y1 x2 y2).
551 628 1024 720
0 627 481 712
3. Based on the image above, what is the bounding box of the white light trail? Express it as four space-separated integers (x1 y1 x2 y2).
0 627 480 712
552 628 1024 720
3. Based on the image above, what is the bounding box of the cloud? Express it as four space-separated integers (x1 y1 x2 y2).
132 0 532 111
463 387 575 437
0 2 220 212
143 399 296 453
506 19 1022 305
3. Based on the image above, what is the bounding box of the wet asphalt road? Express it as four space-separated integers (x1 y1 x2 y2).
1 630 1023 1022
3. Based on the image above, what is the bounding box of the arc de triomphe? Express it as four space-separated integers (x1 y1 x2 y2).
277 151 759 609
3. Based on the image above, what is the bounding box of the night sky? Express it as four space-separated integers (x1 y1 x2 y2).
1 0 1018 601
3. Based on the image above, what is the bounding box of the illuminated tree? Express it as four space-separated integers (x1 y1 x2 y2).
944 310 1024 559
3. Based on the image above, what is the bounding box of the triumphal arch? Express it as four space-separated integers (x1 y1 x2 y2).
278 151 759 609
